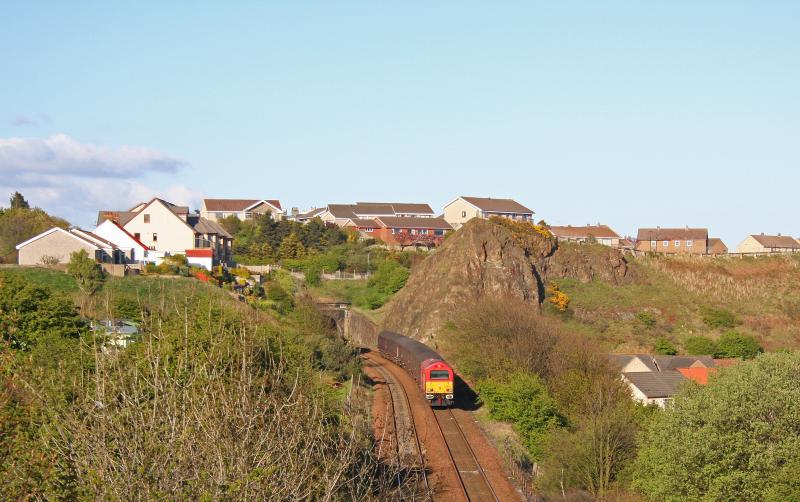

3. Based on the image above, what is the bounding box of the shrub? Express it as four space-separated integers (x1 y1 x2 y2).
701 307 739 330
654 337 677 355
305 266 321 286
684 336 717 356
714 330 762 360
476 372 562 459
547 282 570 312
637 311 657 328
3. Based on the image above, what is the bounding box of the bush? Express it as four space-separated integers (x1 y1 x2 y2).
654 337 677 355
305 266 321 286
714 331 762 360
684 336 717 356
701 307 739 330
637 311 657 328
476 372 562 459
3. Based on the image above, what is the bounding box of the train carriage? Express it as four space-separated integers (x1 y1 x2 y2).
378 331 454 407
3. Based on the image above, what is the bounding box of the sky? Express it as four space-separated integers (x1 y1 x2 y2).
1 1 798 246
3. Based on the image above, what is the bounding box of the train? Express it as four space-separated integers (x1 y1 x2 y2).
377 330 454 407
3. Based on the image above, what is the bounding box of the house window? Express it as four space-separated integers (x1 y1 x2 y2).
143 214 150 223
435 229 444 236
675 240 681 247
461 210 467 218
663 240 669 247
419 229 428 235
152 233 158 242
410 229 417 235
134 233 141 240
650 240 656 248
687 240 693 247
364 228 374 232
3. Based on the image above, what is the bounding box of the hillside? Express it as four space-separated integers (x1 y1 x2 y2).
381 217 800 354
380 218 631 343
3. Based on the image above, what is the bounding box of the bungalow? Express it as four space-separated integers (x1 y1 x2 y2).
98 198 233 268
318 202 435 227
610 354 717 407
622 371 686 408
16 227 122 265
200 198 283 222
735 234 800 254
443 196 534 229
635 227 709 255
549 224 622 247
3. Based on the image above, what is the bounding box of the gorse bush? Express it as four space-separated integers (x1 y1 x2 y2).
684 335 718 356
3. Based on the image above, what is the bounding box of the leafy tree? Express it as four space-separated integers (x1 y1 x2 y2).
701 307 739 330
714 330 762 359
654 337 677 355
0 206 69 263
9 191 29 209
218 214 242 235
633 352 800 501
278 232 306 259
684 335 717 356
66 250 105 298
476 372 562 458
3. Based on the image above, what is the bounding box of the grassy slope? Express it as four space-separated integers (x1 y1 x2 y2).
553 254 800 353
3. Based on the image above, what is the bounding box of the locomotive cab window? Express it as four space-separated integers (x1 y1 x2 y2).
430 370 450 380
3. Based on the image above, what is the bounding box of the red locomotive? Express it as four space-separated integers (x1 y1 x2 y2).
377 331 454 407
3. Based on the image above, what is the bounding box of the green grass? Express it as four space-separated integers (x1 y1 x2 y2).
0 266 78 294
308 279 369 303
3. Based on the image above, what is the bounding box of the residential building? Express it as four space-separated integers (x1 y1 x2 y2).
677 367 716 385
549 224 621 247
706 238 729 255
622 371 686 408
318 202 435 227
443 196 534 229
97 198 233 268
292 207 326 223
16 227 121 265
200 199 283 222
92 219 151 263
735 233 800 254
343 216 453 248
635 227 709 255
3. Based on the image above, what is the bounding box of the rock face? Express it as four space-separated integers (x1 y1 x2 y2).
380 218 631 341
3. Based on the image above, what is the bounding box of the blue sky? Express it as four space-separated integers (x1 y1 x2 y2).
1 2 798 246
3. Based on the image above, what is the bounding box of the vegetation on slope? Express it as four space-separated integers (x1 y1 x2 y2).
0 268 418 500
0 192 69 263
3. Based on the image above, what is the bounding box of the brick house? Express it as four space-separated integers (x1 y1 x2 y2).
635 227 709 255
735 234 800 254
549 224 622 247
706 238 729 255
443 196 534 229
345 216 452 248
200 199 283 221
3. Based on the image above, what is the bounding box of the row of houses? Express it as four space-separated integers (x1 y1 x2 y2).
15 193 800 269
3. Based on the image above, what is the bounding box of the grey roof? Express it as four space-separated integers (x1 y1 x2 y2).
297 207 326 219
624 371 686 398
461 196 534 214
347 218 379 227
609 354 659 372
188 216 232 238
326 204 358 219
356 202 435 215
654 355 715 371
376 216 453 230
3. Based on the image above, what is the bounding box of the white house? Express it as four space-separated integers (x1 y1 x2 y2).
92 220 151 263
16 227 120 265
735 234 800 254
622 371 686 408
200 199 284 222
443 196 534 229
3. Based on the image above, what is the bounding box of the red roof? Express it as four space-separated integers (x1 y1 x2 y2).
677 367 716 385
112 221 149 250
186 248 214 258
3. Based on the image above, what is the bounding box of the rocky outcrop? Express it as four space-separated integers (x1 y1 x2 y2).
380 218 631 341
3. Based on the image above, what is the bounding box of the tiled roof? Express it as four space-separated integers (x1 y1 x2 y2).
297 207 326 219
460 196 534 214
326 204 358 219
352 204 396 216
347 218 379 228
550 224 621 239
97 210 137 226
624 371 686 398
72 228 117 249
677 367 716 385
707 238 728 253
186 248 214 258
188 216 232 238
750 234 800 249
637 227 708 241
609 354 659 372
654 355 715 371
203 199 282 211
356 202 435 214
375 216 452 230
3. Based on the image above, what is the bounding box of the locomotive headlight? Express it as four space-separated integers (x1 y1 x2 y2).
425 394 434 400
445 394 454 400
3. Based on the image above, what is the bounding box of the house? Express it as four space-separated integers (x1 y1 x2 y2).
92 219 151 263
609 354 716 373
677 367 716 385
549 224 622 247
735 233 800 254
318 202 435 227
16 227 122 265
609 354 659 373
97 198 233 269
707 238 728 255
343 216 453 248
292 207 326 223
635 227 709 255
443 196 534 229
622 371 686 408
200 199 283 222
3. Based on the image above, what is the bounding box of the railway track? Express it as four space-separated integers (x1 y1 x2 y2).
363 355 431 495
433 408 500 502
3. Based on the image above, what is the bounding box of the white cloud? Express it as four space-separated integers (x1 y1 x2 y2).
0 134 200 226
0 134 185 178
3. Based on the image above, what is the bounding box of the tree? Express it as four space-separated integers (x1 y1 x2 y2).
9 191 29 209
714 330 762 359
67 250 105 302
684 335 717 356
633 352 800 501
278 232 306 259
654 337 677 355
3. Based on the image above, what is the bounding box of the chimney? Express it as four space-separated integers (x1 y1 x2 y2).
291 207 299 217
778 232 782 236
